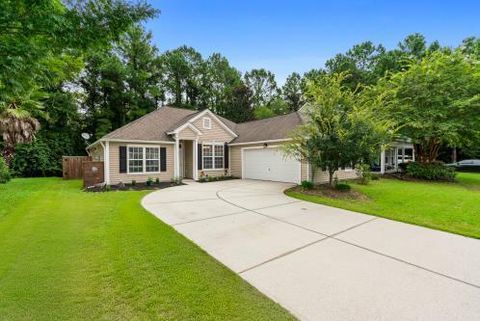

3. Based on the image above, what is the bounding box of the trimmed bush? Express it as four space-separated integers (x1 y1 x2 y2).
301 180 314 189
356 163 372 185
335 183 351 191
406 162 456 181
0 158 11 184
146 177 153 186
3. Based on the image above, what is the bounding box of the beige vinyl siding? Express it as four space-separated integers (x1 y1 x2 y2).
193 116 235 143
109 142 174 184
308 166 359 184
178 127 198 140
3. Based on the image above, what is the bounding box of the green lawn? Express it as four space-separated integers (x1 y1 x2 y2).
0 178 296 321
286 172 480 239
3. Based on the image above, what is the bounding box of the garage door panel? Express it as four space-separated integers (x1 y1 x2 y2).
244 148 299 183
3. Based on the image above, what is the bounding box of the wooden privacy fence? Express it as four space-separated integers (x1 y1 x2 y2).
62 156 92 179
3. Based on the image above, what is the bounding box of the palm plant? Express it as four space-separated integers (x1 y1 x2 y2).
0 88 45 164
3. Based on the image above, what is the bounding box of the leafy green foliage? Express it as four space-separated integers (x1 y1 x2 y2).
334 183 351 191
300 180 314 189
377 51 480 163
0 157 10 183
406 162 456 181
284 73 392 185
282 72 305 111
10 131 82 177
356 163 372 185
244 69 280 109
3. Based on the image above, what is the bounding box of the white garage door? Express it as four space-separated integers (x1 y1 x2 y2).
243 147 300 183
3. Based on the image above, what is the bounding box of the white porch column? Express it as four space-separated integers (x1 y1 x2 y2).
174 135 180 178
380 148 386 174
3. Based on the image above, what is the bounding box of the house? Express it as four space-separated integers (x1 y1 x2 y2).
86 106 411 185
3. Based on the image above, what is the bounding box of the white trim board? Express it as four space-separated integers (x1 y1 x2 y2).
229 138 292 146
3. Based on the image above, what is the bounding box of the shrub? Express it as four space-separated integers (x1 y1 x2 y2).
356 164 372 185
371 174 380 181
146 177 153 186
131 180 136 186
155 177 160 184
406 162 456 181
198 177 207 183
335 183 351 191
0 158 11 184
171 177 183 185
11 130 84 177
301 180 314 189
398 162 409 172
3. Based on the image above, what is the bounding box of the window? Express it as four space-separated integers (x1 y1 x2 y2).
145 147 160 172
214 145 224 169
203 117 211 129
128 146 160 173
203 144 224 169
128 147 143 173
203 145 213 169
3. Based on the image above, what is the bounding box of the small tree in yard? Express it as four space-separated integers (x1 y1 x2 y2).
284 73 391 186
378 51 480 163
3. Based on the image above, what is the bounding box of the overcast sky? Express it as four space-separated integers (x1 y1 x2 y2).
145 0 480 84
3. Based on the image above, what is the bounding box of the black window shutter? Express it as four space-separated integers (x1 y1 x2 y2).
160 147 167 172
197 143 202 170
224 143 229 169
119 146 127 173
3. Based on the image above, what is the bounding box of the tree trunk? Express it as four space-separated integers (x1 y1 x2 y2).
2 145 14 167
328 168 335 187
415 138 441 163
452 147 457 163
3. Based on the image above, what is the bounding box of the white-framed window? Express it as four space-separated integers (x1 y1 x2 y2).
202 143 224 169
203 117 211 129
128 147 143 173
128 146 160 173
145 147 160 172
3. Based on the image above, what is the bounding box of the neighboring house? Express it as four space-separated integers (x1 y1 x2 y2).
86 106 411 185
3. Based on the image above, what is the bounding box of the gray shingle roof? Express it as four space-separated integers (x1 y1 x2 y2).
103 106 197 141
231 112 304 144
99 106 303 144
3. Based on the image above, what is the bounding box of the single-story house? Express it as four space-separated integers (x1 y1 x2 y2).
86 106 413 185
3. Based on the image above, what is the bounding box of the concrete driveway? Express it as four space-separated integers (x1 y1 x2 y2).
142 179 480 321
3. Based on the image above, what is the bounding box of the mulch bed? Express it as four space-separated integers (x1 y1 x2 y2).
85 182 184 192
288 184 369 201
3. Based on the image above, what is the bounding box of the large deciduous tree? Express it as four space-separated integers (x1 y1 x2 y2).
378 51 480 163
0 0 157 162
284 73 391 186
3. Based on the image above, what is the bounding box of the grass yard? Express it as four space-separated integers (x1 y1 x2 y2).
286 172 480 239
0 178 296 321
